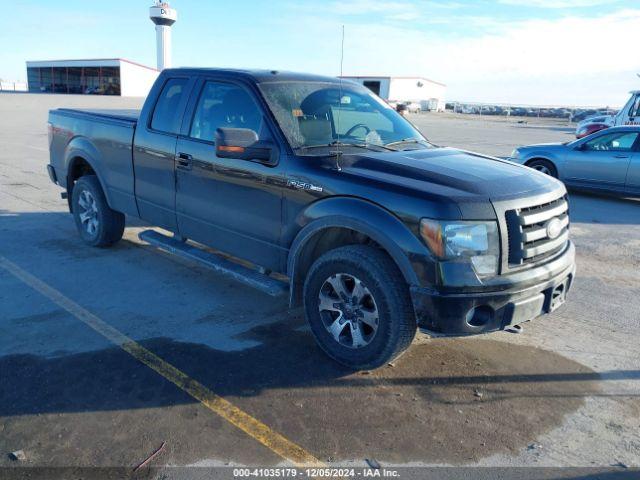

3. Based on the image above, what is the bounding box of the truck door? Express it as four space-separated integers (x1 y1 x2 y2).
565 130 638 190
133 76 194 230
174 78 286 271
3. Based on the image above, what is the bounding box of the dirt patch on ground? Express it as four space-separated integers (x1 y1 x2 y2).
220 323 601 464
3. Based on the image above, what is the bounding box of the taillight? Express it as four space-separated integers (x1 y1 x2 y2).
47 123 53 147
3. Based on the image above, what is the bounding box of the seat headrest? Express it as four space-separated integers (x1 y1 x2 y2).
298 117 332 145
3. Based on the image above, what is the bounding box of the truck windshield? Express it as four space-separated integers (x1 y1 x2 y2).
259 81 432 154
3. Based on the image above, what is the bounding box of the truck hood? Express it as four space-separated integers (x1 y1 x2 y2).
338 147 559 202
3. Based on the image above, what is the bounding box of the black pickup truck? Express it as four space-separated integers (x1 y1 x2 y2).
47 68 575 369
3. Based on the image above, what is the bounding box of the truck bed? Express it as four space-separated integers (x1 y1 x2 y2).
48 107 140 218
54 108 140 124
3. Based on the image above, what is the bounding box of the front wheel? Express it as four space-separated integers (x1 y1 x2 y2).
527 159 557 178
71 175 125 247
303 245 416 369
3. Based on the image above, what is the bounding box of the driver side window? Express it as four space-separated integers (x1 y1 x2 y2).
583 132 639 152
189 81 263 142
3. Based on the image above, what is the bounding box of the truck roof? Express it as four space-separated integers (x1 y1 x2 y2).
162 67 346 85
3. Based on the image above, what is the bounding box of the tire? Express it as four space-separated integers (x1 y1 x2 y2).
303 245 416 369
71 175 125 247
527 159 557 178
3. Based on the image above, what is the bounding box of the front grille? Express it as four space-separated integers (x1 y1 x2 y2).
506 195 569 267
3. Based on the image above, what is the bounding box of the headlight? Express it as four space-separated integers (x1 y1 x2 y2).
420 219 500 276
510 148 520 158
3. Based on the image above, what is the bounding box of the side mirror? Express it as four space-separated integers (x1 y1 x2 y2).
215 128 277 165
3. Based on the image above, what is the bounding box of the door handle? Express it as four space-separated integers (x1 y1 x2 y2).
614 154 629 159
175 152 193 170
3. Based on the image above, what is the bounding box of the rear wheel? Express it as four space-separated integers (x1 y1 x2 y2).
72 175 125 247
527 159 557 178
303 245 416 369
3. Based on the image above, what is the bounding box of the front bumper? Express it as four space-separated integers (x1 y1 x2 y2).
411 241 576 335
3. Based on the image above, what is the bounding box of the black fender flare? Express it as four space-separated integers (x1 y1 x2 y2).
286 197 430 307
64 137 113 209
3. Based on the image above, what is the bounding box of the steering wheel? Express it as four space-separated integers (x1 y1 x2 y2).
345 123 371 137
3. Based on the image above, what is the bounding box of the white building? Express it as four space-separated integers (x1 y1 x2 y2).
26 59 159 97
341 76 447 112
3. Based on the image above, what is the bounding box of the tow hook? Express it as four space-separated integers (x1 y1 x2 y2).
506 324 524 334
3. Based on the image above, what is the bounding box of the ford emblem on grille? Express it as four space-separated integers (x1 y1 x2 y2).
546 217 563 240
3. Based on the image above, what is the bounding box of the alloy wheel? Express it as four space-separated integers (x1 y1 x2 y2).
532 164 551 175
318 273 379 349
78 190 99 237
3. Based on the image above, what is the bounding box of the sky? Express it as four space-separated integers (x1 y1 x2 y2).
2 0 639 107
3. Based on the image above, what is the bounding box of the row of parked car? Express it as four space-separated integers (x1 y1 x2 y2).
445 91 640 142
445 102 618 122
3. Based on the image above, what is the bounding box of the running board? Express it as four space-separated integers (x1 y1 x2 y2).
138 230 288 297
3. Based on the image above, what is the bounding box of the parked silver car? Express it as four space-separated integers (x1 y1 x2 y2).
509 126 640 196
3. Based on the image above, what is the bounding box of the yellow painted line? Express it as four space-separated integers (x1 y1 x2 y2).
0 255 322 467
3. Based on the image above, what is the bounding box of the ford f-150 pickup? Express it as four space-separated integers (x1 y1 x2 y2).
47 68 576 369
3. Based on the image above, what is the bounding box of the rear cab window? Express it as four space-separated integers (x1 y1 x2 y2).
151 78 189 134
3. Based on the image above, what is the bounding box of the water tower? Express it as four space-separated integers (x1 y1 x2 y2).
149 1 177 71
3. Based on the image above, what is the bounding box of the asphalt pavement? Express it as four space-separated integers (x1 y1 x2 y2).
0 94 638 476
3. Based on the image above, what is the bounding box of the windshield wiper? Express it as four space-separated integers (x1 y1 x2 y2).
384 138 432 149
297 141 395 153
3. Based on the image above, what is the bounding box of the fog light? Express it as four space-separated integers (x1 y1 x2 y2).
465 305 494 327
